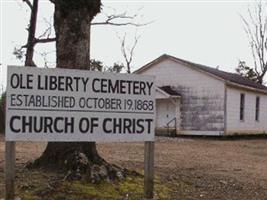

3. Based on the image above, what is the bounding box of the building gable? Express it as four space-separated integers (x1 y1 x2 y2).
135 54 267 94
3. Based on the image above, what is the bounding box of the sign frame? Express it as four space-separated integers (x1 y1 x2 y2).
6 66 155 142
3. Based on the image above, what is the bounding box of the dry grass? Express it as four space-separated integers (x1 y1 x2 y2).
1 135 267 199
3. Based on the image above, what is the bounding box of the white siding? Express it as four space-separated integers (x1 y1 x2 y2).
226 86 267 134
140 59 225 134
140 60 223 89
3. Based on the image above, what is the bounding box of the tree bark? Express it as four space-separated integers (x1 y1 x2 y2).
30 0 126 183
54 1 94 69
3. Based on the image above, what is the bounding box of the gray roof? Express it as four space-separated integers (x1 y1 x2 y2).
159 86 181 96
136 54 267 92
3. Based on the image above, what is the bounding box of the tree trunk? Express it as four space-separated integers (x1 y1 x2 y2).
25 0 38 67
31 0 127 183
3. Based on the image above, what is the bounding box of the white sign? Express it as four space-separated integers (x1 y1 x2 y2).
6 66 155 142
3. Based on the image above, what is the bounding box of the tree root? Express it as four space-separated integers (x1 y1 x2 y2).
27 150 141 184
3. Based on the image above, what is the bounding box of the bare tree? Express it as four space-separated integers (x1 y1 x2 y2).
24 0 38 66
26 0 134 183
13 0 39 66
118 32 140 73
238 1 267 84
15 1 149 67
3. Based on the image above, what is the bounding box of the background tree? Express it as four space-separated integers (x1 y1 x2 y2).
236 60 258 82
105 62 124 73
118 32 140 73
90 59 124 73
236 1 267 84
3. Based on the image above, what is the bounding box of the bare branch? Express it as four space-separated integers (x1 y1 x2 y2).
128 34 140 64
92 21 151 27
118 32 141 73
37 17 53 39
92 9 153 27
21 44 28 49
37 27 51 39
22 0 33 10
35 37 56 44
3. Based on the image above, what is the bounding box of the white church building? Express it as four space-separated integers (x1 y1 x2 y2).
135 54 267 136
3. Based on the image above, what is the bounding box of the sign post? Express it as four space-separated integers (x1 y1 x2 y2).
5 141 15 200
144 141 154 199
5 66 155 198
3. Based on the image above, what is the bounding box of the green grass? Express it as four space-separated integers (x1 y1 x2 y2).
14 169 173 200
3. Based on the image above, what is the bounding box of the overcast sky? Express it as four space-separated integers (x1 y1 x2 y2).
0 0 260 93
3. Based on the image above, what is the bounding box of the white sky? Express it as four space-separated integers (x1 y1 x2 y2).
0 0 261 93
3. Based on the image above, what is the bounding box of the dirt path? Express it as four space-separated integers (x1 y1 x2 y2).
1 135 267 199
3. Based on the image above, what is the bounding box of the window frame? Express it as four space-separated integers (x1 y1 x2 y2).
240 93 245 121
255 96 260 121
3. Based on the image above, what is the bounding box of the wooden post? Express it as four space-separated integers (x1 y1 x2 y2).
5 141 15 200
144 141 154 199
